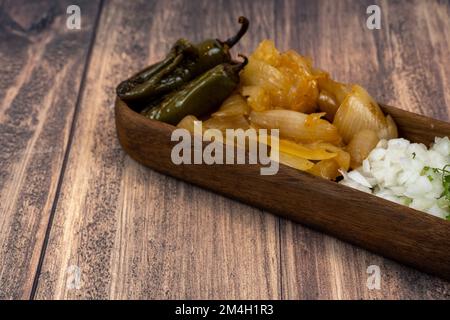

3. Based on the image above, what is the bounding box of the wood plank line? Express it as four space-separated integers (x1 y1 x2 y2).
0 0 102 299
34 0 281 299
277 0 450 299
22 0 450 300
29 0 105 300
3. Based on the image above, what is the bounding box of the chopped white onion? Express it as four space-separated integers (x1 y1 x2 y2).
340 137 450 219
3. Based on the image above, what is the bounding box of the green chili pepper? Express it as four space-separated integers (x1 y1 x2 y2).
143 56 248 125
123 40 196 84
116 39 197 106
116 17 249 109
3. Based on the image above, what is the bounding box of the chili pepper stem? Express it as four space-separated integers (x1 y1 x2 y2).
220 16 249 48
232 54 248 73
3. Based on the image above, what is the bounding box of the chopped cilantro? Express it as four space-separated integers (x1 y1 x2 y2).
403 164 449 219
421 166 430 176
422 165 450 207
442 174 450 201
436 166 450 211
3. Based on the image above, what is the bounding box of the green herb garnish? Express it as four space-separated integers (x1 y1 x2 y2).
438 165 450 200
404 198 413 206
421 166 430 176
421 165 450 220
436 165 450 220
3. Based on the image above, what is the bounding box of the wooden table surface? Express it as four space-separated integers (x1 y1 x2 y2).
0 0 449 300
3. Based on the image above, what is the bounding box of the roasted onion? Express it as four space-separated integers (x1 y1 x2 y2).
317 76 351 106
270 148 315 171
177 115 199 133
249 110 342 144
203 115 250 132
309 142 351 171
211 94 250 117
308 159 341 180
266 137 338 160
317 90 339 121
240 40 319 113
346 129 380 169
333 85 387 143
378 115 399 140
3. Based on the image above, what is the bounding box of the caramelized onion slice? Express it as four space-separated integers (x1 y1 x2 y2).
212 94 250 117
177 115 199 134
317 77 352 106
249 110 342 144
346 129 380 169
266 137 337 160
318 90 339 121
333 85 387 143
203 115 250 132
270 148 315 171
309 142 351 171
241 85 272 111
378 115 399 140
308 159 341 180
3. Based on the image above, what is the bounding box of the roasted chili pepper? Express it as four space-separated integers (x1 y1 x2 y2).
116 17 249 109
143 56 248 125
116 39 197 103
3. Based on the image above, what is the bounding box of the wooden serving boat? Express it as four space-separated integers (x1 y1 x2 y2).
115 97 450 280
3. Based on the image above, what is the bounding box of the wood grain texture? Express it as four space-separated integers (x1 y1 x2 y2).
114 97 450 278
34 0 281 299
0 0 101 299
276 0 450 299
3 0 447 300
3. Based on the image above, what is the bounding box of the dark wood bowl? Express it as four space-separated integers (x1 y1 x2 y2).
115 97 450 280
